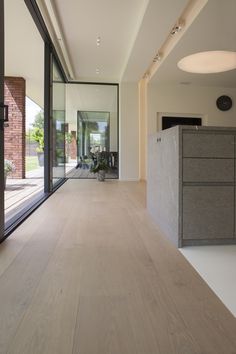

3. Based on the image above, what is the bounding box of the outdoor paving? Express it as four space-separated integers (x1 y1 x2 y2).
5 178 44 223
4 161 77 223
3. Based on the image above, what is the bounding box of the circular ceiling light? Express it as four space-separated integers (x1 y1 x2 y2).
178 51 236 74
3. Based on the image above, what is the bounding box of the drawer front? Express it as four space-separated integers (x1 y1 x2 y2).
183 186 234 239
183 158 234 183
183 133 234 158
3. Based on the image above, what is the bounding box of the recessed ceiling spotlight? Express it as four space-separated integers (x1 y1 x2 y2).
96 68 100 74
96 36 101 46
171 21 184 35
178 51 236 73
143 71 150 79
153 52 162 63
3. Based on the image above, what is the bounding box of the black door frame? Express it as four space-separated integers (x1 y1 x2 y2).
0 0 4 241
51 57 67 189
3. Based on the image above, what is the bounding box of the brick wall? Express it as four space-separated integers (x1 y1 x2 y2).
4 77 25 179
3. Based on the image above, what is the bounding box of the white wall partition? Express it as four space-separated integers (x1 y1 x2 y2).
119 82 139 181
147 84 236 134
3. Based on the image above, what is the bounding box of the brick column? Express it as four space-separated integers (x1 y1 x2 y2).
4 77 25 179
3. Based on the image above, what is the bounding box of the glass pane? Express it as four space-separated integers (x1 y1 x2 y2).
52 59 65 185
66 84 118 179
4 0 44 226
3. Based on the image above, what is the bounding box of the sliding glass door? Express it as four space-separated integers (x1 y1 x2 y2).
0 0 68 241
2 0 45 230
0 0 66 241
52 58 65 186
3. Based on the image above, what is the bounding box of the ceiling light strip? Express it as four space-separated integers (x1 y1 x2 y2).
170 21 184 35
143 0 208 81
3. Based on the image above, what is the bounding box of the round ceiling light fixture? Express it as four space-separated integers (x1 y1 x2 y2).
178 51 236 74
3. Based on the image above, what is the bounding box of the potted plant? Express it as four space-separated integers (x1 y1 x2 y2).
4 159 15 188
90 158 109 181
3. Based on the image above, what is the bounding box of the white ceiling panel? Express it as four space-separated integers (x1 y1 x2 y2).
6 0 236 95
51 0 149 82
151 0 236 87
121 0 188 82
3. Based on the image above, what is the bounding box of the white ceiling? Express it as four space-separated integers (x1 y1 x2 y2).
50 0 189 83
51 0 149 82
5 0 236 109
5 0 44 107
121 0 188 82
151 0 236 87
50 0 236 87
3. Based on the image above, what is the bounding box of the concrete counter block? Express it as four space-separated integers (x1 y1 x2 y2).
147 125 236 247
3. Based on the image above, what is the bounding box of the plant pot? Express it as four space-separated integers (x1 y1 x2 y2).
37 152 44 167
97 170 106 181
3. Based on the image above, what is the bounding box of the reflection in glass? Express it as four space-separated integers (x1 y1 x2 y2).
52 60 65 185
26 97 44 179
77 111 109 155
66 84 118 179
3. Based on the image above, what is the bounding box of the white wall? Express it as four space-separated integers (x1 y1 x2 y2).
66 84 118 146
139 79 148 181
148 84 236 134
120 82 139 180
65 87 77 132
53 83 65 111
5 0 44 108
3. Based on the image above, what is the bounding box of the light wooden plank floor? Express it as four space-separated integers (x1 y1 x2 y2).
0 179 236 354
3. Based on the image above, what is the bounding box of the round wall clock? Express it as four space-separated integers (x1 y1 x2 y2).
216 95 232 111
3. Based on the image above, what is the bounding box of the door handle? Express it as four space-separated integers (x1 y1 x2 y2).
0 104 9 122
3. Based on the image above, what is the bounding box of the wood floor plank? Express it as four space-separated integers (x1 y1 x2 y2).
5 199 88 354
0 204 51 278
125 185 236 352
0 198 68 354
0 180 236 354
6 247 82 354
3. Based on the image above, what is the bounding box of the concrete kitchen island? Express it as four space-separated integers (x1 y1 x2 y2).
147 125 236 247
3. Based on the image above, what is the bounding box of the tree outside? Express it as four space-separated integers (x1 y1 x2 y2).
26 110 44 172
